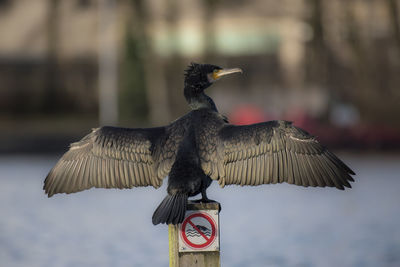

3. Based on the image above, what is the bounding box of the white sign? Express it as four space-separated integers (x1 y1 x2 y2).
178 210 219 252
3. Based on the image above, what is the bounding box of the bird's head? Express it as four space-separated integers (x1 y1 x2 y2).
184 63 242 106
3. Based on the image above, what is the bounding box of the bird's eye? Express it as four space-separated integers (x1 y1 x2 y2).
211 69 221 81
207 70 218 83
213 69 222 75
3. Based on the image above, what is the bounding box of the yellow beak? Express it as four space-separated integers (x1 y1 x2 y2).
213 68 243 80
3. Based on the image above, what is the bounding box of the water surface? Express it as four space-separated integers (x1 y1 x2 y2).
0 154 399 267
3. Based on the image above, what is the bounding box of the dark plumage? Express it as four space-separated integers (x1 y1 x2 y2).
44 62 355 225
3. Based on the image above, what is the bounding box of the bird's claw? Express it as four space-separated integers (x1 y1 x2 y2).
191 198 214 203
190 198 221 213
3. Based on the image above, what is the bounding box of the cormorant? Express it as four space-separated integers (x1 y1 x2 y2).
44 63 355 225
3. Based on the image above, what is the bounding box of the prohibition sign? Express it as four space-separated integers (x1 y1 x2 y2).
180 212 216 249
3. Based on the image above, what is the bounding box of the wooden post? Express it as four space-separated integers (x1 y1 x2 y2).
169 201 221 267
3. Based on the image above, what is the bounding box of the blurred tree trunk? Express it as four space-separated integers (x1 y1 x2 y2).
138 0 171 125
387 0 400 53
164 0 186 118
343 1 383 123
203 0 219 62
345 2 368 79
386 0 400 113
43 0 60 113
121 0 170 125
306 0 328 85
98 0 119 126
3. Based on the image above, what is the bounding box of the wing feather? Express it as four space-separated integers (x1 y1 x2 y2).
82 156 91 189
314 155 334 187
251 157 257 186
207 120 355 189
302 154 316 187
296 154 308 187
290 152 302 186
44 115 190 197
255 156 262 185
272 152 278 184
286 149 294 184
265 153 272 184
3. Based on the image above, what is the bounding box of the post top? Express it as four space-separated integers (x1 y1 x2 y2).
187 201 220 211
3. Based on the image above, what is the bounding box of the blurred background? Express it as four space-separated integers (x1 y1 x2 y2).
0 0 400 267
1 0 400 151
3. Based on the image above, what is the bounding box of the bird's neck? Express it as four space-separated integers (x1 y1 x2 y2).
184 87 218 112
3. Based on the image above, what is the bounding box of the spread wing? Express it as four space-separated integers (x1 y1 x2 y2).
202 120 355 189
44 117 189 197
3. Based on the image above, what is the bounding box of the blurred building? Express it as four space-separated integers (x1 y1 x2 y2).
0 0 399 151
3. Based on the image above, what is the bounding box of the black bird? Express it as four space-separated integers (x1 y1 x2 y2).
44 63 355 225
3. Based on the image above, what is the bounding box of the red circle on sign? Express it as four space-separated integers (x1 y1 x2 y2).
180 212 216 249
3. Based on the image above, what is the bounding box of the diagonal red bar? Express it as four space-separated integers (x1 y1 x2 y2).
188 219 210 242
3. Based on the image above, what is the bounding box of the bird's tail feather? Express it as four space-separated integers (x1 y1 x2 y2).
152 194 188 225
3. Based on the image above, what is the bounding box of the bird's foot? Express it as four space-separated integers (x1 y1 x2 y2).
191 197 215 203
190 198 221 213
